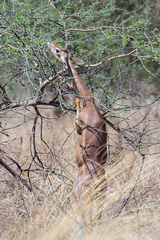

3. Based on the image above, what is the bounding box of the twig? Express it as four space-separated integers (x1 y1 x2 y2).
49 0 63 18
83 46 146 68
117 154 145 215
0 43 24 51
103 118 145 215
47 18 64 27
68 25 136 32
104 117 144 158
0 154 33 192
31 106 44 169
136 55 156 76
0 83 12 105
49 0 68 47
39 69 64 93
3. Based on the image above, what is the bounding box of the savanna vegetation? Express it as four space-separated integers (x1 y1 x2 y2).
0 0 160 239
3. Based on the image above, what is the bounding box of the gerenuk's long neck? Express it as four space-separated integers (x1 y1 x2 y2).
68 58 94 107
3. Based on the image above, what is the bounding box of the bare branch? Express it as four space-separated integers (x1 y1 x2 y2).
47 18 64 27
31 106 44 168
0 83 12 105
136 55 156 76
68 25 135 32
39 69 64 93
84 46 147 68
0 43 24 51
49 0 63 18
49 0 68 46
0 155 33 192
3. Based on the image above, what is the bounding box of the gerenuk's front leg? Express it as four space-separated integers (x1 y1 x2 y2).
75 98 83 135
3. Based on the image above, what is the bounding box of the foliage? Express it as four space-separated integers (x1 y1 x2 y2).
1 0 160 104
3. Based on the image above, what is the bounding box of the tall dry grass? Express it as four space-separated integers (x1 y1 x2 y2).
0 99 160 239
9 152 159 240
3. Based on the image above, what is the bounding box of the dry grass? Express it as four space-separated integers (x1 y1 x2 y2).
9 152 159 240
0 101 160 240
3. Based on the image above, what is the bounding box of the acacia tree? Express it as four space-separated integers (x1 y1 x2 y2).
0 0 160 193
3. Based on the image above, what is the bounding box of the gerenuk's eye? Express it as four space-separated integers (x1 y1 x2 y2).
55 48 60 54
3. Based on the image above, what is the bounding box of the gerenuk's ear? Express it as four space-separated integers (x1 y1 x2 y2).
71 56 85 66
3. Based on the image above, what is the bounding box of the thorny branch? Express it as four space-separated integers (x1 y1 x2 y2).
1 46 149 112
